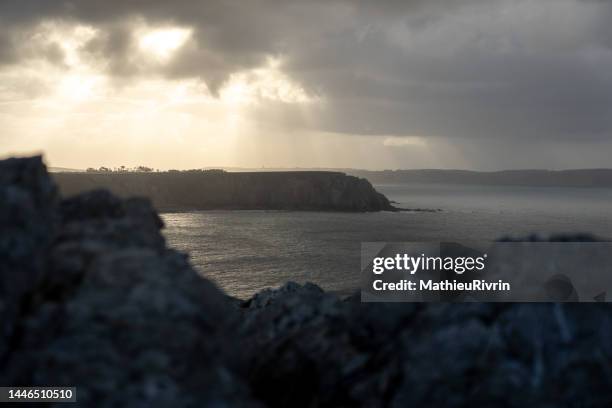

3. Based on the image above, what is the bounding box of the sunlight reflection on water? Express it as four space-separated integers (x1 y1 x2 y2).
162 184 612 299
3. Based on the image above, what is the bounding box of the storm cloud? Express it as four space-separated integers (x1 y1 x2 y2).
1 0 612 169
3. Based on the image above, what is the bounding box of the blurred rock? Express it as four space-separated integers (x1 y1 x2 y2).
0 156 259 407
241 282 612 407
0 156 58 358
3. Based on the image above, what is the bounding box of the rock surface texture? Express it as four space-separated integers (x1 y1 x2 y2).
2 156 612 407
0 157 258 407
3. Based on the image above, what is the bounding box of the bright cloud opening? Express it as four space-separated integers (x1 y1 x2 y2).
138 28 192 61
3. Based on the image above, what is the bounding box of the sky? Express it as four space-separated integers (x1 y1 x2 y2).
0 0 611 170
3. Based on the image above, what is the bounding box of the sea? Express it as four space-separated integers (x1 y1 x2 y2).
162 183 612 299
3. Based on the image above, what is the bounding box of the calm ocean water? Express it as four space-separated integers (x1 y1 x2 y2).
162 183 612 299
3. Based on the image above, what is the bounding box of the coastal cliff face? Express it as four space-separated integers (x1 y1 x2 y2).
53 171 394 211
2 156 612 407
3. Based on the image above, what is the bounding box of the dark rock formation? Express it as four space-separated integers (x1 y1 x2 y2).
53 171 395 211
0 156 58 359
0 157 259 406
2 156 612 407
241 283 612 407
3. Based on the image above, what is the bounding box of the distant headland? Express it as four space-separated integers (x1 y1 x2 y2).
53 170 396 212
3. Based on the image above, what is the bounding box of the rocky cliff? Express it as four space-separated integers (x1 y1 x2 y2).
53 171 394 211
2 156 612 407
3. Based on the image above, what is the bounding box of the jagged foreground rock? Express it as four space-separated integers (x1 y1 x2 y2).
242 284 612 407
0 157 258 406
2 156 612 407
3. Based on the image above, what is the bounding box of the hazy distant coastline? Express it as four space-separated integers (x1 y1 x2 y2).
348 169 612 188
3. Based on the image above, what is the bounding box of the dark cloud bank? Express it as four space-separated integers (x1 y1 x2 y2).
1 0 612 168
